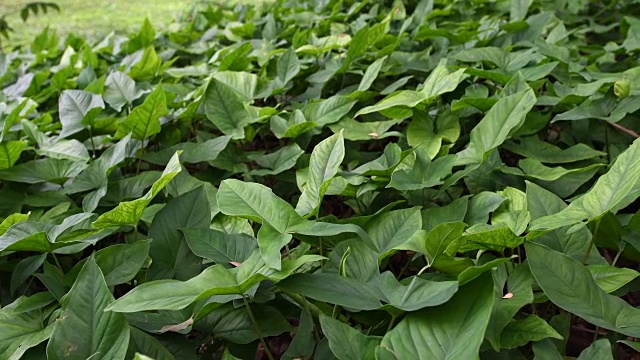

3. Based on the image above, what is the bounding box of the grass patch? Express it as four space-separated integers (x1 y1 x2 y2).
1 0 196 47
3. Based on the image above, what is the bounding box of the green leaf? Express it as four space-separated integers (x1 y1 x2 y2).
303 95 357 126
526 182 604 263
588 265 640 293
10 254 46 295
0 158 86 184
356 63 466 117
218 179 300 234
485 263 535 351
148 187 210 280
510 0 532 21
577 339 613 360
526 241 640 337
47 257 130 360
328 118 401 141
0 299 53 360
277 273 382 310
366 208 422 256
276 47 300 87
95 240 151 286
93 152 182 228
106 255 323 312
104 71 145 112
379 274 494 359
203 78 256 139
129 46 162 80
499 315 563 349
530 139 640 231
127 327 175 360
183 228 256 264
195 303 292 344
296 131 345 216
248 144 304 176
622 16 640 52
319 315 381 360
58 90 105 138
282 308 315 360
533 339 564 360
407 110 460 159
115 84 167 140
0 141 26 169
388 149 456 191
456 88 536 165
503 136 605 164
371 272 459 311
448 225 522 253
257 223 292 270
358 56 387 91
144 136 231 165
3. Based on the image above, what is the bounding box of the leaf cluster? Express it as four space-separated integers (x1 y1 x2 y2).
1 0 640 359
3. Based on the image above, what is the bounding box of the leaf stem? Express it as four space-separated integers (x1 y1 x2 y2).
611 242 626 267
387 313 397 332
243 295 274 360
607 121 640 139
51 253 63 273
88 126 96 158
582 219 601 264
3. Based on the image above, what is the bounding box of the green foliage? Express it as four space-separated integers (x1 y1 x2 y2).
1 0 640 359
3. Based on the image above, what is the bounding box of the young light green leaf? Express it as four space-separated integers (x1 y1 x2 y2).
93 152 182 228
456 88 536 165
356 64 466 116
296 130 345 216
588 265 640 293
0 141 26 169
129 46 162 80
115 84 167 140
530 139 640 231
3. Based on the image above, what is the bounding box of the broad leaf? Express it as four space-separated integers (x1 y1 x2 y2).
93 152 182 228
526 242 640 337
115 84 167 140
379 274 494 359
47 257 130 360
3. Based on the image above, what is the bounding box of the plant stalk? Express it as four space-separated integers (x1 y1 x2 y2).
582 219 601 264
243 295 275 360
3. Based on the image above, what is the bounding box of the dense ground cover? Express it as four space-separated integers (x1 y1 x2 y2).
1 0 640 359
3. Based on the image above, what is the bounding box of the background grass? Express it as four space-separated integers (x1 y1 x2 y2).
1 0 199 47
